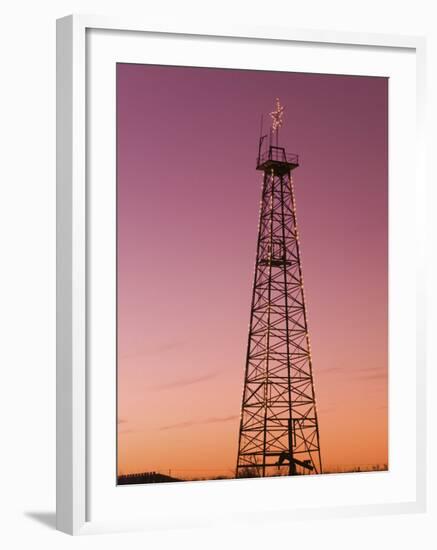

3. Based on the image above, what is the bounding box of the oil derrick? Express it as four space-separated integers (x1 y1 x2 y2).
236 99 322 478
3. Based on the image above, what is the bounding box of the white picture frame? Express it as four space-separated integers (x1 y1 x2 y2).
56 14 427 536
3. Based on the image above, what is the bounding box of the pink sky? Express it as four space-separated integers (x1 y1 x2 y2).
117 64 388 478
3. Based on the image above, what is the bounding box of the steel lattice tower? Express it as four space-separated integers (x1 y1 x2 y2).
236 100 322 478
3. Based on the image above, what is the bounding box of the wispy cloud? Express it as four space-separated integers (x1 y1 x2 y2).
119 341 184 361
160 414 238 431
318 367 342 375
358 372 387 381
353 366 387 381
151 371 218 391
318 366 387 382
318 406 336 414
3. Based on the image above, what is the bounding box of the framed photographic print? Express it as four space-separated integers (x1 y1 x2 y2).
56 15 427 535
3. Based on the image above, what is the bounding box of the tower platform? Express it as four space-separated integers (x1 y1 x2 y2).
256 145 299 174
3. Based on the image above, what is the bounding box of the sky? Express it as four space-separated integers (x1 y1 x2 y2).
117 63 388 478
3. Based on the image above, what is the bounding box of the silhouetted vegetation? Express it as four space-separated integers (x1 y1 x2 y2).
236 466 260 478
118 471 181 484
118 464 388 485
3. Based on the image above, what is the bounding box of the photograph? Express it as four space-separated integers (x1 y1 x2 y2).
116 63 388 484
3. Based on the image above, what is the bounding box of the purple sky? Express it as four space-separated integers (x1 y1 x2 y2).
117 64 388 476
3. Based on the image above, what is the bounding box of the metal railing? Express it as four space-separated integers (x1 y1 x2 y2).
257 146 299 167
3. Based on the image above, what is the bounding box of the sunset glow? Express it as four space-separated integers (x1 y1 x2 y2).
117 64 388 480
